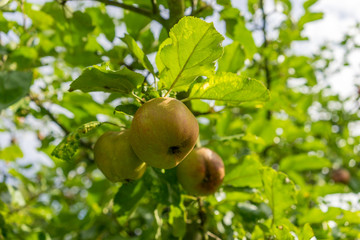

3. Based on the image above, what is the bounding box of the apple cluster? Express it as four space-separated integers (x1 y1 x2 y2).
93 97 225 196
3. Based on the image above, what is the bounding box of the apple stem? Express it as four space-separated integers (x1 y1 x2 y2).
131 91 145 104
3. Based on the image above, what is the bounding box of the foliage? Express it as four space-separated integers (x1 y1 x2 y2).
1 0 360 239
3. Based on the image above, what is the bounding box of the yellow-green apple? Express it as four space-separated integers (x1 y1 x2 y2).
129 97 199 169
94 130 146 182
176 147 225 195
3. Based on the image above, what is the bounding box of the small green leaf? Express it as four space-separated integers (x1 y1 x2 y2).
280 154 331 172
121 34 155 75
218 41 245 73
188 72 270 103
86 7 115 41
114 103 140 116
0 71 33 110
298 12 323 29
224 155 262 188
299 223 315 240
69 65 143 94
261 167 297 224
0 145 23 161
169 205 186 237
51 121 102 161
158 16 224 91
113 179 147 216
233 18 257 59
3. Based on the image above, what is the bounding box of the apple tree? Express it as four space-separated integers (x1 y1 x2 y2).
1 0 360 239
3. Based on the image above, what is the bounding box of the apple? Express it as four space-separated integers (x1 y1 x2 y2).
94 130 146 182
331 168 350 184
176 147 225 196
129 97 199 169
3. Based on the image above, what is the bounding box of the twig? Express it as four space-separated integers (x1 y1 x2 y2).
150 0 158 14
259 0 272 120
207 231 221 240
67 0 167 26
29 94 70 135
20 0 27 31
197 197 207 239
131 91 145 103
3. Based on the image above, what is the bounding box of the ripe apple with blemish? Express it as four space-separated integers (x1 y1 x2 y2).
176 147 225 196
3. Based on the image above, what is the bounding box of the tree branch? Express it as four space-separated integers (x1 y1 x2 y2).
197 197 207 239
167 0 185 29
68 0 167 26
29 94 70 135
259 0 272 120
150 0 158 14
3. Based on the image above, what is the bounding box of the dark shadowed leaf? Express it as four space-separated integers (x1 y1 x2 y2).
114 103 140 116
69 65 143 94
113 179 147 216
0 71 32 110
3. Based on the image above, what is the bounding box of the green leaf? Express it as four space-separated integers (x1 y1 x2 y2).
24 3 54 29
0 145 23 161
114 103 140 116
9 47 39 70
299 223 315 240
303 0 318 10
233 18 257 59
218 41 245 73
86 7 115 41
113 180 147 216
298 207 342 225
121 34 155 75
0 71 32 110
224 155 262 188
188 72 270 103
298 12 323 29
158 16 224 91
261 167 297 224
156 38 172 74
169 205 186 237
69 65 143 94
51 121 102 161
280 154 331 172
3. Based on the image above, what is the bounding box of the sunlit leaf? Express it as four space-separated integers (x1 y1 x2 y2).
280 154 331 172
261 167 297 224
188 72 270 103
224 155 262 188
121 34 155 75
0 145 23 161
158 16 224 91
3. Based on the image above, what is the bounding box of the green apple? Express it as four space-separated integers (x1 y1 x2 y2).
129 97 199 169
176 147 225 196
94 130 146 182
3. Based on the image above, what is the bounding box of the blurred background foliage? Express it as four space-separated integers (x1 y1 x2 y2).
1 0 360 239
